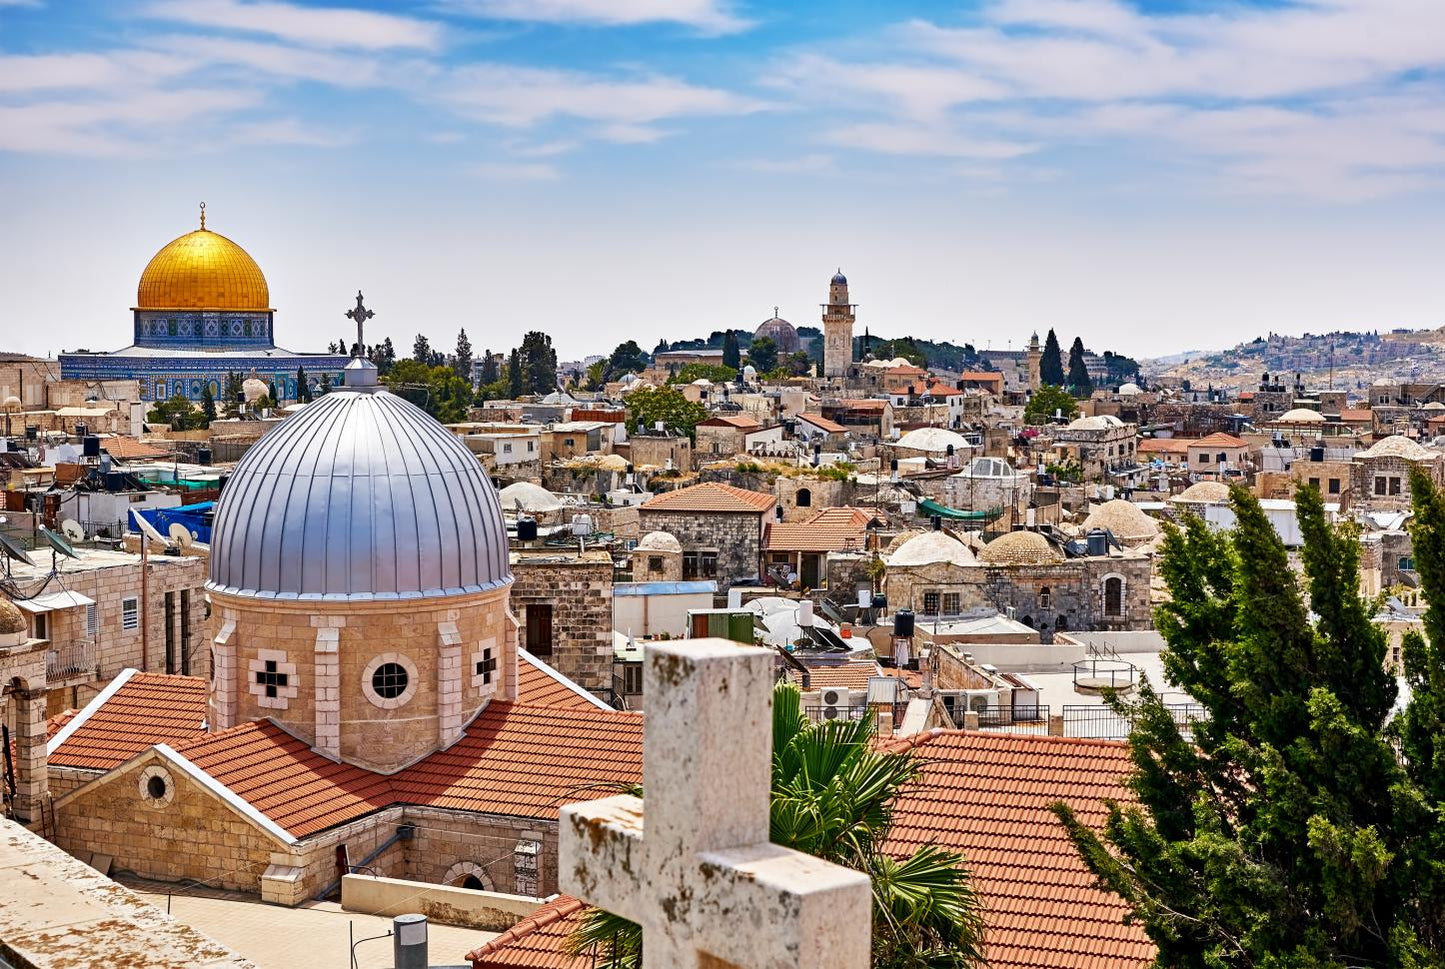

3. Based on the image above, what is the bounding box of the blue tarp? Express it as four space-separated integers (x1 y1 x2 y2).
133 502 214 545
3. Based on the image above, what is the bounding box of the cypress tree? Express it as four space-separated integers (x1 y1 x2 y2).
507 348 524 399
722 331 741 370
1040 328 1065 385
1066 337 1092 397
1055 485 1442 966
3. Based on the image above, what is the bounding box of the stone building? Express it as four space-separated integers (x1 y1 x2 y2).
883 529 1152 640
5 546 207 714
630 531 683 582
694 414 762 465
1052 415 1138 482
509 548 614 696
623 428 692 472
822 271 856 379
638 482 775 589
1350 435 1444 513
764 507 875 590
44 354 644 904
0 599 48 822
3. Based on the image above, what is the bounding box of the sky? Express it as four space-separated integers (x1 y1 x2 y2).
3 0 1445 363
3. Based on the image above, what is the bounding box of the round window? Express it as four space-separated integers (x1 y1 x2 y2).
371 662 409 700
147 775 167 800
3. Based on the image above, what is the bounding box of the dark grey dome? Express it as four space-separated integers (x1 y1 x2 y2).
207 387 510 601
831 270 847 285
753 315 800 354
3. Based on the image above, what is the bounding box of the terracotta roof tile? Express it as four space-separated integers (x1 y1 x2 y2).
99 436 170 460
517 652 607 710
766 508 873 553
49 672 208 771
793 662 878 691
641 481 776 514
166 701 643 838
466 894 590 968
881 731 1149 969
1190 432 1248 448
1136 438 1192 455
698 415 761 429
797 414 847 434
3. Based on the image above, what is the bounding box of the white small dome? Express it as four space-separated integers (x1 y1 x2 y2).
1279 408 1325 423
1118 382 1141 396
1358 435 1436 461
498 481 563 514
1066 415 1125 430
1424 402 1445 412
895 427 973 454
887 531 976 568
241 376 269 402
1174 480 1232 504
1082 499 1160 543
1373 377 1396 387
636 531 683 553
979 531 1063 566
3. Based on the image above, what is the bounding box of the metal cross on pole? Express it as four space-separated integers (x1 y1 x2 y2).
344 291 375 358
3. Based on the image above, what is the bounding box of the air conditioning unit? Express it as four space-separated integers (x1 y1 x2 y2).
819 687 851 708
821 703 848 721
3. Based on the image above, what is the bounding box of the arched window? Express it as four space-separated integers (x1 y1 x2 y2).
1103 576 1123 617
1039 586 1051 609
796 487 812 508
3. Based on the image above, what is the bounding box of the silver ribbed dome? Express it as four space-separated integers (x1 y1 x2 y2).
207 388 510 601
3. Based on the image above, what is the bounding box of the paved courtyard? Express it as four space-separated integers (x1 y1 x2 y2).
123 878 497 969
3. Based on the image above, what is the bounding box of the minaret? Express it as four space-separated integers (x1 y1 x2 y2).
822 269 856 379
1026 332 1042 391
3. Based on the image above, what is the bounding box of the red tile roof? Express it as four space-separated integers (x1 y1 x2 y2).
99 436 170 460
1339 409 1372 422
797 414 847 434
168 701 643 839
517 652 608 711
1137 438 1192 455
641 481 776 514
766 507 873 553
466 895 590 968
1190 432 1248 448
792 662 878 691
698 415 761 429
49 671 208 771
881 731 1149 969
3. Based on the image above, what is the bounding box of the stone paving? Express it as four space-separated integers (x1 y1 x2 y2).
124 879 497 968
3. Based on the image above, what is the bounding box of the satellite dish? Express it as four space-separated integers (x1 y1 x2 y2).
0 531 35 568
168 523 194 549
61 519 85 543
130 510 168 547
38 525 79 560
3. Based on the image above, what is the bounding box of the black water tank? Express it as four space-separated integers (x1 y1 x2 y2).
931 515 942 531
197 446 212 465
1086 528 1108 557
871 592 887 610
894 609 915 638
516 516 538 541
104 471 126 491
74 422 88 439
1310 445 1325 462
82 436 101 458
25 426 37 441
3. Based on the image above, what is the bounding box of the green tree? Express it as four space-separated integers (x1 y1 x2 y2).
223 372 243 417
624 385 708 441
722 331 741 370
453 328 473 383
747 335 778 374
507 348 524 399
295 366 312 404
147 392 203 430
369 336 396 375
1040 328 1065 385
385 359 472 423
1023 384 1077 424
412 333 431 364
782 350 813 377
519 330 558 395
199 384 217 425
607 340 649 379
478 349 500 386
567 683 985 967
1066 336 1092 397
1055 485 1445 967
667 363 737 385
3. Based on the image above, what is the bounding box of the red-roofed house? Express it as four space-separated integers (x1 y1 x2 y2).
765 507 876 588
640 483 776 589
1185 432 1251 477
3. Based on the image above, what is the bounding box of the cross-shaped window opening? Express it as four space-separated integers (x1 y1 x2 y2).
255 659 288 699
476 648 497 685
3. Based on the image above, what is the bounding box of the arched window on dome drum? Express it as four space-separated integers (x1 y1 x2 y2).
372 662 409 700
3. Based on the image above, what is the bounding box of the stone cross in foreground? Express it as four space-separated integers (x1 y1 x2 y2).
560 639 871 969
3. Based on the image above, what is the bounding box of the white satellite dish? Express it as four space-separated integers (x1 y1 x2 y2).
61 518 86 543
131 511 168 547
168 522 195 549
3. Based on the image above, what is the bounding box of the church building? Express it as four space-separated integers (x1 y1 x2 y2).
59 205 349 402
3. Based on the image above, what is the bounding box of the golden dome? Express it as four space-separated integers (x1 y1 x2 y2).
136 217 270 311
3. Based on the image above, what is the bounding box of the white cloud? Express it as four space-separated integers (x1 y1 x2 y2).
736 152 833 173
141 34 385 86
143 0 443 50
440 63 766 127
440 0 750 35
231 117 353 146
776 0 1445 200
0 88 260 156
473 160 559 180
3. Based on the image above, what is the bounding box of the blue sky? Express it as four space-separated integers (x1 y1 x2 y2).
3 0 1445 362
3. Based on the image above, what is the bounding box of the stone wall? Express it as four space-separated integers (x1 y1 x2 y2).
208 585 518 773
509 552 614 693
1352 454 1444 512
401 805 559 897
637 509 764 590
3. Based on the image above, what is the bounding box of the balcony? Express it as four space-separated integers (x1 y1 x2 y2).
46 641 97 682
